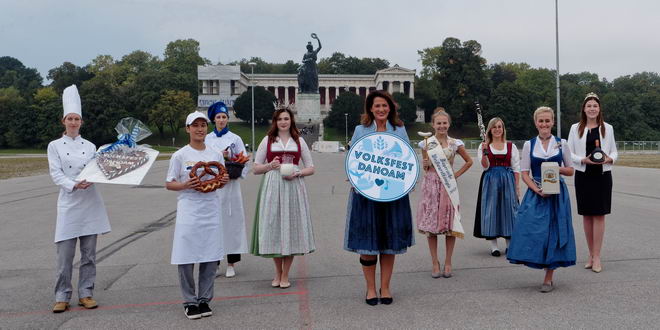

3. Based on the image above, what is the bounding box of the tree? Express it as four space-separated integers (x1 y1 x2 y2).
414 76 439 122
489 63 518 89
323 91 363 133
604 72 660 140
232 86 276 124
487 82 536 139
0 57 43 99
79 76 131 145
392 92 417 124
318 52 390 74
515 68 556 106
603 92 657 140
273 60 299 74
163 39 209 99
149 90 196 138
0 86 44 148
117 50 165 122
417 38 490 127
47 62 94 94
234 57 275 74
31 87 63 147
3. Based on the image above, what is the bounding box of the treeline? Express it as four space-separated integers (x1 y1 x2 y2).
231 52 390 75
415 37 660 140
1 37 658 149
0 39 208 148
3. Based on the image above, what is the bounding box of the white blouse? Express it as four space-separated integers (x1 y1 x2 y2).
477 143 521 172
254 136 314 168
418 138 464 165
520 137 573 172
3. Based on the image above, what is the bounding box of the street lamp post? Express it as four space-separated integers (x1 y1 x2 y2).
555 0 561 137
344 113 348 146
249 62 256 153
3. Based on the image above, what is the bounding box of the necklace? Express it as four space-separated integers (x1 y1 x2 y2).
538 135 552 142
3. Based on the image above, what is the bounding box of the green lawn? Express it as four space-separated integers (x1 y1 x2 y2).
322 122 480 143
0 149 47 154
0 121 480 155
143 122 270 150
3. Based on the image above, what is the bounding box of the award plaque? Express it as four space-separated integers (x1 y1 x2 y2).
540 162 560 194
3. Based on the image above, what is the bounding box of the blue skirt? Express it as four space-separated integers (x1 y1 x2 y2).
344 190 414 255
507 181 576 270
479 167 518 238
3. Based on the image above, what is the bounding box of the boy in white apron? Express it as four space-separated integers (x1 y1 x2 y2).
166 112 229 320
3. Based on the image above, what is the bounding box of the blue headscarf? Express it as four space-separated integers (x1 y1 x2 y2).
208 101 230 137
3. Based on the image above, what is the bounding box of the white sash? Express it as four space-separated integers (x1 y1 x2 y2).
425 136 464 236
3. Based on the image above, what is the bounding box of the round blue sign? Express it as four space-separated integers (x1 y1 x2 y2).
345 132 420 202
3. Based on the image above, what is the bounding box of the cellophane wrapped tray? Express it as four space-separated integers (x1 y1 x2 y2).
77 117 159 185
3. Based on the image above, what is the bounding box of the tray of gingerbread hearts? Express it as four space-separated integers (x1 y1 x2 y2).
76 117 160 185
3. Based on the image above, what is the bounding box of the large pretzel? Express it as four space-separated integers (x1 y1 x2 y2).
189 161 228 193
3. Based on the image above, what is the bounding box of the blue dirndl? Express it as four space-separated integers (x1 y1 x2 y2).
507 137 576 270
344 190 414 255
479 166 518 238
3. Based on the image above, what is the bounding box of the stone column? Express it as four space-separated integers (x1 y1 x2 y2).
409 81 414 98
387 81 393 95
325 86 329 105
284 86 289 105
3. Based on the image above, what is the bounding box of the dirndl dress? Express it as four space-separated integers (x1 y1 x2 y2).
507 137 576 270
416 139 463 238
344 190 414 255
416 170 460 237
250 141 315 257
473 142 519 239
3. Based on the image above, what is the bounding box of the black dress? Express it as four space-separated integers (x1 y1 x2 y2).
574 127 612 215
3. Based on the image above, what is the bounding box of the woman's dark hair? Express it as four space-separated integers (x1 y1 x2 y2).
360 90 404 128
266 108 301 145
578 95 606 138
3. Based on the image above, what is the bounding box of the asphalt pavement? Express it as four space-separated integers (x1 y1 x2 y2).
1 152 659 329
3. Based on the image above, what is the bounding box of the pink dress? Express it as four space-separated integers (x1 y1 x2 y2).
416 139 463 238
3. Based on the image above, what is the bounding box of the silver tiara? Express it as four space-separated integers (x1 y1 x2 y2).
584 92 599 101
273 101 295 111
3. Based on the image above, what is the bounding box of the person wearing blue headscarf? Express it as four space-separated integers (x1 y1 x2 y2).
205 102 249 278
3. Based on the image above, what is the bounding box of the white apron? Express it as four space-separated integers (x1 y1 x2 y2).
171 195 225 264
167 145 225 264
206 131 249 255
47 135 111 243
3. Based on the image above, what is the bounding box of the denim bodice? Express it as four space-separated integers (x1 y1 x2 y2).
530 136 563 181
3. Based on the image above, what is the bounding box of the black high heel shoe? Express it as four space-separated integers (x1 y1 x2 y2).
365 292 379 306
379 289 393 305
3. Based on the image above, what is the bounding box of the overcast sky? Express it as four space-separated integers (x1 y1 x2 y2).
2 0 657 81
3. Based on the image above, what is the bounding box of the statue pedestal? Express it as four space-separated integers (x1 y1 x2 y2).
295 93 321 124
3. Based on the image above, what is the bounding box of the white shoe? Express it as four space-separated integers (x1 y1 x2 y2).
225 266 236 278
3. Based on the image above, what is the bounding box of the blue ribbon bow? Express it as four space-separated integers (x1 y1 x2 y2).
100 126 139 153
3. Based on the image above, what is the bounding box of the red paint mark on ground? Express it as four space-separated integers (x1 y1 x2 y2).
296 256 313 330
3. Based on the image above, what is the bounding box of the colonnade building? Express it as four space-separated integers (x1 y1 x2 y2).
197 64 421 121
